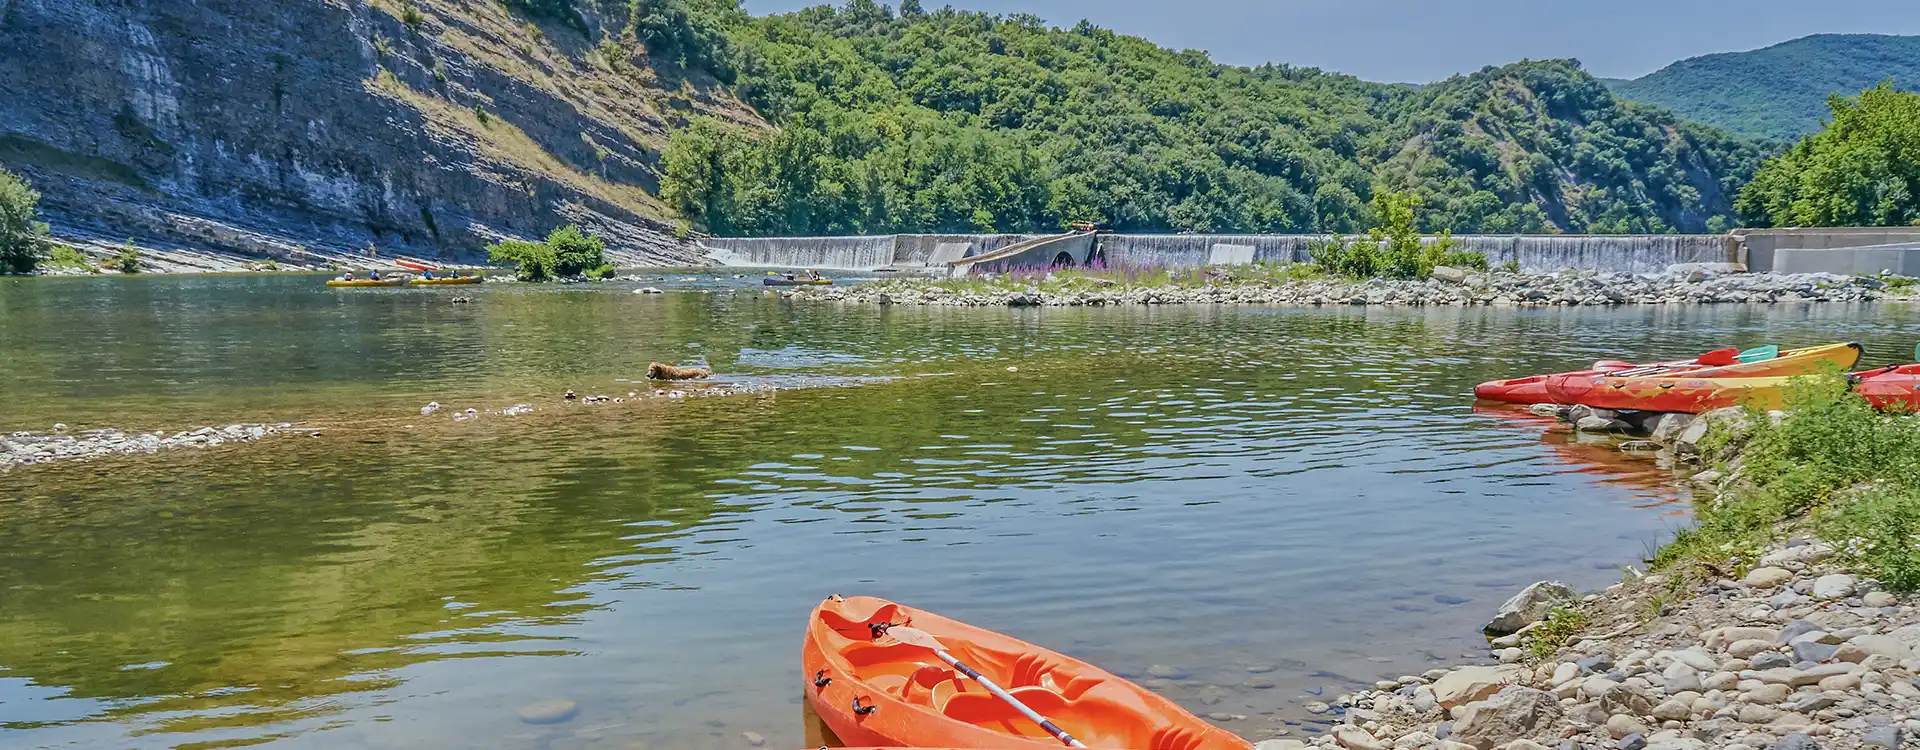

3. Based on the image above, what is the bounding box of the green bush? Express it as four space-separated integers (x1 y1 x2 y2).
585 263 618 279
485 224 608 281
116 243 142 273
47 245 93 271
1307 192 1488 279
0 167 49 274
487 239 556 281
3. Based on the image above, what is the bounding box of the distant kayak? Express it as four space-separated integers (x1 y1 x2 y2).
407 276 482 286
395 258 438 272
326 278 407 288
804 595 1251 750
765 277 833 287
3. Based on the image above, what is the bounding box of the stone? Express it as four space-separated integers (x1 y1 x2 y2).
1258 741 1313 750
1836 635 1913 662
1811 575 1856 600
1578 416 1632 432
1486 582 1577 637
1743 568 1795 588
1745 683 1793 704
1740 704 1783 724
1552 662 1580 686
1147 664 1184 678
1860 725 1902 750
1761 545 1833 567
1601 684 1657 717
1769 733 1819 750
1704 672 1739 691
1452 687 1564 750
1646 740 1707 750
1608 714 1652 740
1436 666 1529 709
1729 640 1777 659
742 732 766 747
1394 731 1439 749
1776 620 1822 645
1891 624 1920 650
1790 641 1840 664
1498 648 1526 664
1618 735 1649 750
1652 700 1692 721
517 698 579 725
1708 627 1783 650
1863 591 1897 608
1580 655 1616 674
1650 414 1697 445
1304 701 1331 714
1815 673 1860 691
1669 648 1719 673
1582 677 1622 701
1432 266 1470 284
1750 652 1791 670
1501 741 1549 750
1335 726 1390 750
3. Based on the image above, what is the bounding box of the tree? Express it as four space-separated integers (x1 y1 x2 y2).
1736 80 1920 228
487 239 555 281
485 225 609 281
545 225 608 277
0 168 49 274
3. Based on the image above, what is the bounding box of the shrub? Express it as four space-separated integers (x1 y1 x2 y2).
47 245 93 271
0 167 49 274
400 4 425 30
1306 192 1487 279
116 243 142 273
586 263 618 279
487 239 555 281
546 225 606 277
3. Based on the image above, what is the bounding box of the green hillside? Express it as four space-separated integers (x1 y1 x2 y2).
1609 34 1920 141
655 0 1765 236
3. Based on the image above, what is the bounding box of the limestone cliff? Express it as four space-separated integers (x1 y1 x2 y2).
0 0 757 265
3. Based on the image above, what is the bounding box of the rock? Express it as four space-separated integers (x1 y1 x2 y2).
1729 640 1776 659
1835 635 1913 662
1652 700 1692 721
1760 546 1832 568
1745 664 1854 686
1395 731 1439 749
1647 740 1708 750
1581 677 1622 701
1790 641 1840 663
1552 662 1580 685
1743 568 1795 589
1601 684 1657 717
1608 714 1652 740
1649 413 1697 444
1258 741 1313 750
1335 726 1391 750
1577 416 1632 432
1579 654 1615 674
1704 671 1739 691
1860 725 1901 750
1811 575 1856 600
1305 701 1331 714
1739 704 1783 724
1745 683 1793 704
1147 664 1184 679
1669 648 1719 673
1891 624 1920 650
1863 591 1897 608
1451 687 1563 750
1432 266 1469 284
1486 582 1577 636
1708 627 1782 650
1750 652 1791 670
1436 666 1529 709
1530 403 1568 418
1770 733 1819 750
742 731 766 747
1815 673 1860 691
517 698 579 725
1497 648 1525 664
1618 734 1649 750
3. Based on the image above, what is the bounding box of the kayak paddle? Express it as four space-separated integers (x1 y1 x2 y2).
1735 345 1780 364
878 625 1088 748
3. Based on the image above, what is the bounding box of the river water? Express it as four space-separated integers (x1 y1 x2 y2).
2 274 1915 750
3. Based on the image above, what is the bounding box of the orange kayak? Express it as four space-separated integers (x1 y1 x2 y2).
1854 364 1920 411
1473 347 1741 404
1544 343 1863 411
803 596 1251 750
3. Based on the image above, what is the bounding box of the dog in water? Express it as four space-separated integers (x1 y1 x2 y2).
647 362 711 380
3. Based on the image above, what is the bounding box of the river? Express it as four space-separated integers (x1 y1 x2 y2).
2 273 1915 750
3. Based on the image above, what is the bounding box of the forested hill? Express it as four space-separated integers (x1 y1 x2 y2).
658 0 1769 237
1608 35 1920 141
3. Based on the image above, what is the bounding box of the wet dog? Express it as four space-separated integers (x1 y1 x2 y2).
647 362 711 380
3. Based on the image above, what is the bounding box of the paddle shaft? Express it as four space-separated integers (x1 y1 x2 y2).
929 647 1087 748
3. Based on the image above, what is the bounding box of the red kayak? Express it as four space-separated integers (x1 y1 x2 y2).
396 258 438 272
1854 364 1920 411
1473 348 1741 404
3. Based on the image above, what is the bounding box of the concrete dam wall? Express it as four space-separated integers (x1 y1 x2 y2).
705 233 1734 273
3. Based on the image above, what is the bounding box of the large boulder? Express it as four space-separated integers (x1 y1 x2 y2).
1434 666 1530 709
1484 581 1577 636
1450 687 1564 750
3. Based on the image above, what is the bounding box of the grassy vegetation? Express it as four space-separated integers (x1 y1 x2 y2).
1652 372 1920 590
45 245 95 272
1526 606 1591 660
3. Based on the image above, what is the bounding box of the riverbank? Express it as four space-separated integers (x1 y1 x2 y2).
1276 386 1920 750
787 267 1916 307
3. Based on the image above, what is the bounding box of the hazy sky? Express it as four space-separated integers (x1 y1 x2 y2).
741 0 1920 82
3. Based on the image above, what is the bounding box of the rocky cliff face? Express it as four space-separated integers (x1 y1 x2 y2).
0 0 752 265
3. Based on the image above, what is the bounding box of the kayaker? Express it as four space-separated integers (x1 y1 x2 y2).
369 269 381 281
805 269 820 280
341 270 355 281
422 269 434 280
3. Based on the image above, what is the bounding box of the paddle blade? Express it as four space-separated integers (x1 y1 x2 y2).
1736 345 1780 364
1913 343 1919 363
879 625 945 650
1693 348 1740 366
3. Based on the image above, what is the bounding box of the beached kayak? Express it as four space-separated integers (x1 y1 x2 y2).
1543 343 1864 411
325 278 408 288
804 595 1251 750
407 276 483 286
1854 364 1920 411
396 258 438 272
1473 347 1742 404
766 277 833 287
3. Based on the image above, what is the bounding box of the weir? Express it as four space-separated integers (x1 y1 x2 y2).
701 229 1920 276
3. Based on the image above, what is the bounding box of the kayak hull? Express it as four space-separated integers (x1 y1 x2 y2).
1855 365 1920 411
765 278 833 287
803 596 1250 750
1544 343 1864 411
326 279 407 287
407 276 483 286
1472 349 1745 405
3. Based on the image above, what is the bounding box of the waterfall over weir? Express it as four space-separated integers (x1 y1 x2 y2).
703 233 1736 274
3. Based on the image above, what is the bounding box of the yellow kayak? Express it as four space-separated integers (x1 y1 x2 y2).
326 278 408 288
407 276 483 286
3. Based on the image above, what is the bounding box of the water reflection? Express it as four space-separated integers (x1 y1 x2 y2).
1 275 1914 748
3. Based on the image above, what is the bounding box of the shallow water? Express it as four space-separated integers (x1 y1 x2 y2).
2 274 1916 749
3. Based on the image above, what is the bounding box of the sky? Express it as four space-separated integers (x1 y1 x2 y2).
741 0 1920 83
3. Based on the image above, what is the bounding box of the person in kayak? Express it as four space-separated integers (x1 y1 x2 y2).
369 269 381 281
421 269 434 280
340 270 355 281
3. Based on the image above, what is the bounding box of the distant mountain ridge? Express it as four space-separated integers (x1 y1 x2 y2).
1607 34 1920 141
